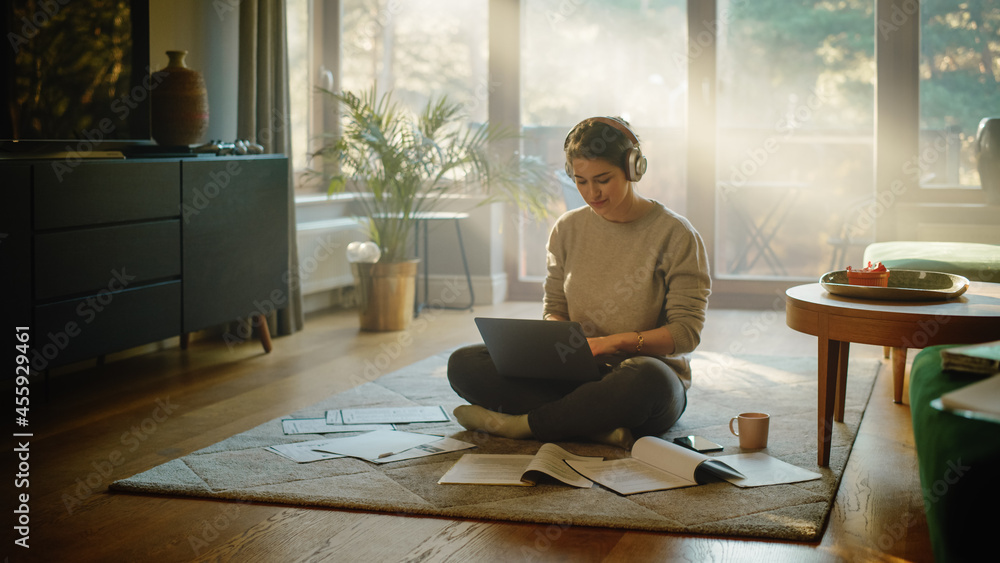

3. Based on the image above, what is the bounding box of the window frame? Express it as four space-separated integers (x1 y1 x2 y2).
294 0 995 307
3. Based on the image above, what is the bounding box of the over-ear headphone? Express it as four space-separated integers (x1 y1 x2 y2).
564 116 647 182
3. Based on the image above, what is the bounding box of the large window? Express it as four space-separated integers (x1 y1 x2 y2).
287 0 488 195
287 0 313 184
903 1 1000 244
286 1 1000 301
340 0 488 120
518 0 688 283
715 0 875 278
920 2 999 190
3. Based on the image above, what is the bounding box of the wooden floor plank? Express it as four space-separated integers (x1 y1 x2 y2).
21 303 934 562
404 520 625 563
194 508 453 563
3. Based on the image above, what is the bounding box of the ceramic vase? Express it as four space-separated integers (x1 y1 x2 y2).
150 50 209 146
975 117 1000 204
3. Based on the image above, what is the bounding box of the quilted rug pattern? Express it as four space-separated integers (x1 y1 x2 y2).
111 351 879 541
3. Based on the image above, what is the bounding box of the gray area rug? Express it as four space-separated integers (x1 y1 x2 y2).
110 351 880 541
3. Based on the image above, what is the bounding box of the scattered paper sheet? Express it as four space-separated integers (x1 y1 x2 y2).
326 406 451 425
439 455 538 486
933 373 1000 423
281 418 395 435
567 445 818 494
438 443 601 488
371 436 476 464
313 430 441 462
266 439 347 463
566 458 696 495
565 437 744 495
714 453 822 487
267 432 473 464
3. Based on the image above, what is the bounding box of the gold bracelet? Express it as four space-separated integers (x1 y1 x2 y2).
635 331 643 354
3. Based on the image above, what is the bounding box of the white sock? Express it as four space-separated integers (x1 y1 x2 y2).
591 427 635 449
453 405 533 439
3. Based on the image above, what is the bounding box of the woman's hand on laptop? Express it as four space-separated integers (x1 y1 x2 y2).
588 327 678 357
588 335 623 357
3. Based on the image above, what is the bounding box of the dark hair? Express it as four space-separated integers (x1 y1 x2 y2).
563 117 639 175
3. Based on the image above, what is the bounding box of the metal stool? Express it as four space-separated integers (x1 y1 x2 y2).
412 212 474 315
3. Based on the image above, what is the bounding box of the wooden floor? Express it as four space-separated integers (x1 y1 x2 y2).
20 302 933 562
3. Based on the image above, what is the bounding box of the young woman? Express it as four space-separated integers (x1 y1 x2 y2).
447 117 711 448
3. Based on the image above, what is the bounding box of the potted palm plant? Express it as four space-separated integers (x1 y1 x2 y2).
313 85 554 331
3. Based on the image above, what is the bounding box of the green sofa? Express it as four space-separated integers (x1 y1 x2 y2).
863 241 1000 283
909 345 1000 562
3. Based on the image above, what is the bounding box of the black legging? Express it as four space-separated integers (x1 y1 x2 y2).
447 344 687 442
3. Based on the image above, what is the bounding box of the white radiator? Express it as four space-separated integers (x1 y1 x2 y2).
296 217 367 312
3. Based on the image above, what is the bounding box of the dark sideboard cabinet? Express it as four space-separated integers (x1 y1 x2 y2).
1 154 289 371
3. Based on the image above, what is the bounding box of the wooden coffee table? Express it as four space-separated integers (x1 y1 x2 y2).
785 281 1000 466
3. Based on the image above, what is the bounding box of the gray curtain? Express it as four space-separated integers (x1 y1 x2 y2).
238 0 304 335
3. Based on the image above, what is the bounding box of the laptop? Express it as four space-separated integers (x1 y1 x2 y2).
474 317 604 381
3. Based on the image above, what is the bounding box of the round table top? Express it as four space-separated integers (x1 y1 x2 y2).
786 281 1000 319
785 281 1000 347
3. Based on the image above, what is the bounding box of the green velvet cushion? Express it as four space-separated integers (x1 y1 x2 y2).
910 345 1000 562
863 241 1000 282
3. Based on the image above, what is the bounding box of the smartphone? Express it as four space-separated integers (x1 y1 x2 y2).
673 435 724 453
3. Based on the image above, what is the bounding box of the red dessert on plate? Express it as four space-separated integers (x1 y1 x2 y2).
846 261 890 287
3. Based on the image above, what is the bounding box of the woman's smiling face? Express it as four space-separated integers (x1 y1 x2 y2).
571 157 637 223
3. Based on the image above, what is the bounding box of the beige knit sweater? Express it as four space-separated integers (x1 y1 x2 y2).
542 201 711 387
